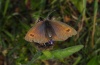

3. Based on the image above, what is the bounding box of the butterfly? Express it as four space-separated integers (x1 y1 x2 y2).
24 18 77 45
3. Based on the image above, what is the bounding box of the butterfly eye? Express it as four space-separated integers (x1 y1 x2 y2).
66 29 70 32
30 34 34 37
48 39 53 44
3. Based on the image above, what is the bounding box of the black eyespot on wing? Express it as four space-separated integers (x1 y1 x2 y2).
66 28 70 32
30 34 34 37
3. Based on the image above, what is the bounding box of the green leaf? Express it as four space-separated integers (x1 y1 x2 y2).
3 0 10 16
70 0 86 13
42 50 52 58
87 56 99 65
73 55 82 65
39 45 84 60
52 45 83 59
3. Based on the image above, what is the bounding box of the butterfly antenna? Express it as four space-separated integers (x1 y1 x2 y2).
46 10 56 20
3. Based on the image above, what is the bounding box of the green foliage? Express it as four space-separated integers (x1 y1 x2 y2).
39 45 83 60
87 56 99 65
70 0 86 13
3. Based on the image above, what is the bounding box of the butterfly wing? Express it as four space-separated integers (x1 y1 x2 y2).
50 20 77 41
24 21 49 43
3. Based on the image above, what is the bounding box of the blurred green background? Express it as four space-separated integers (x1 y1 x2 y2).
0 0 100 65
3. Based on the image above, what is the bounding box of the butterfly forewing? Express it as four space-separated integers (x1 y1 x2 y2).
50 20 77 41
25 21 49 43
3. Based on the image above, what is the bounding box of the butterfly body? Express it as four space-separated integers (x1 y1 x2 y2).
44 20 55 39
25 19 77 44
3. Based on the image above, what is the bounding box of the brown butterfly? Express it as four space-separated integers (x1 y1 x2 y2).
24 19 77 44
